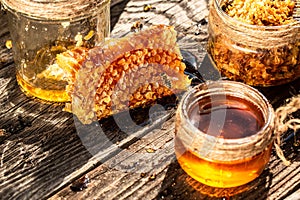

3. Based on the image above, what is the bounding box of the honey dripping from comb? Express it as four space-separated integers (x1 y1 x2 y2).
175 95 272 188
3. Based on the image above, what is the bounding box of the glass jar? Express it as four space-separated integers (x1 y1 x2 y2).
175 80 275 188
207 0 300 86
1 0 110 102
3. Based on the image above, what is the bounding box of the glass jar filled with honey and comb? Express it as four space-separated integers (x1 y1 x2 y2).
1 0 110 102
175 80 275 188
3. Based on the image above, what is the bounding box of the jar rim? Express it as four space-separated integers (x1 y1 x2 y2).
177 80 275 161
214 0 300 29
1 0 110 21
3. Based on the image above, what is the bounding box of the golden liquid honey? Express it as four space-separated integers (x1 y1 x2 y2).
175 139 272 188
14 40 76 102
16 73 69 102
175 81 275 189
3 0 111 102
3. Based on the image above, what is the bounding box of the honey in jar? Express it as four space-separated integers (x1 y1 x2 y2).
2 0 110 102
175 80 275 188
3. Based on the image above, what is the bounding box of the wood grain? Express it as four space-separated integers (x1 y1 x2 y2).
52 0 300 200
0 0 299 200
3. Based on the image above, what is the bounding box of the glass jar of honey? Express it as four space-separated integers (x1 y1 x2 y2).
175 80 275 188
207 0 300 86
1 0 110 102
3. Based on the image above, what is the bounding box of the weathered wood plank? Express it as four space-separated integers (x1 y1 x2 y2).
50 116 177 200
0 0 208 199
50 0 300 199
285 189 300 200
0 12 13 69
0 0 300 200
0 2 143 199
47 0 210 198
48 110 300 200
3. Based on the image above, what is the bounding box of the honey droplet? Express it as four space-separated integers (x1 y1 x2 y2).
5 40 12 49
149 173 156 180
146 148 156 153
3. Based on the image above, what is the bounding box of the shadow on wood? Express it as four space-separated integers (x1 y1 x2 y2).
0 63 94 199
110 0 131 30
256 78 300 109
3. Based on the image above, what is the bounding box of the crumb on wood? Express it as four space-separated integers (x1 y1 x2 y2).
146 148 156 153
140 172 147 178
148 173 156 181
0 129 7 137
143 4 156 12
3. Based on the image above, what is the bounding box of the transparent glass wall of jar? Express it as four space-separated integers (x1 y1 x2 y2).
1 0 110 102
207 0 300 86
175 80 275 188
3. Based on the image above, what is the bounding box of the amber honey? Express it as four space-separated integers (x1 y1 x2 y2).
3 0 111 102
175 80 275 189
14 40 73 102
16 73 69 102
175 138 272 188
188 95 264 139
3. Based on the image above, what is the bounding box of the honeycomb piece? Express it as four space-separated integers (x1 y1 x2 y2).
58 25 191 124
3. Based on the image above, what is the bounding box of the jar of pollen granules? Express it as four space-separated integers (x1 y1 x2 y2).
1 0 110 102
175 80 275 188
208 0 300 86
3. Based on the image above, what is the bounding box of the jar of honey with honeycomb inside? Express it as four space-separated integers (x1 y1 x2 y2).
1 0 110 102
207 0 300 86
175 80 275 188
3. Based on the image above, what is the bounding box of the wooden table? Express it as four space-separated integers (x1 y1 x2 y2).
0 0 299 199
